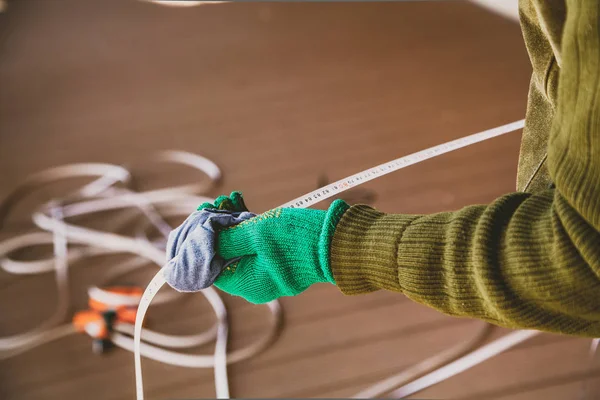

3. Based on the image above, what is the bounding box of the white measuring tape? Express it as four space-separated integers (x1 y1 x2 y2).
1 118 557 399
280 119 526 209
132 119 539 400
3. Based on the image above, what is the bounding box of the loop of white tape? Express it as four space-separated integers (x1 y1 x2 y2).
1 121 547 400
134 120 535 400
0 151 281 400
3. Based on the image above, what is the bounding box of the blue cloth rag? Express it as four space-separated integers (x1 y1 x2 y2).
164 208 256 292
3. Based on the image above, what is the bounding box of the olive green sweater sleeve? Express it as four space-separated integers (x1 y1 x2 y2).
330 0 600 337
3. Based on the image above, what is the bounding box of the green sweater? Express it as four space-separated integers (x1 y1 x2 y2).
331 0 600 337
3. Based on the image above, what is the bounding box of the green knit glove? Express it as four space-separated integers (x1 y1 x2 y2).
215 198 350 304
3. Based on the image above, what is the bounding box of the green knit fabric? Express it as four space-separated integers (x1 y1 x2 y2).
331 0 600 337
215 199 349 304
198 191 248 212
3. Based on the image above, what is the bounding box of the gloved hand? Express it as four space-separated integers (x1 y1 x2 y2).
214 193 350 304
164 192 256 293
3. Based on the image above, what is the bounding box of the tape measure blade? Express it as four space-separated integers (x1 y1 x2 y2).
280 119 524 210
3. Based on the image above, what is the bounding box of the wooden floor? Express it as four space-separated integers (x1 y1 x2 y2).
1 1 598 399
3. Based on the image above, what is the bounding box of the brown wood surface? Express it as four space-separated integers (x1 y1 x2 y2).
1 1 597 399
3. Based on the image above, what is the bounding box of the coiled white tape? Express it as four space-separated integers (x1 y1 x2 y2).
134 119 526 399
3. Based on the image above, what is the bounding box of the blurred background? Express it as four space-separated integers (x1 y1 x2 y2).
0 0 596 399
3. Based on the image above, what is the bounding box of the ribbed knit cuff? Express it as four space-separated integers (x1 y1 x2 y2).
319 199 351 284
330 205 419 294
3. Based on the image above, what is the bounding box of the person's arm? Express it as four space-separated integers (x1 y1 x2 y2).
184 0 597 336
331 0 600 337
